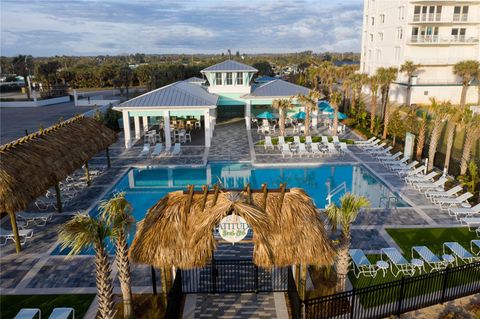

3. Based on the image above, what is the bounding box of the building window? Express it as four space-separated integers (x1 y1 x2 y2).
451 28 466 42
380 14 385 23
376 49 382 60
236 72 243 85
378 32 383 41
215 72 222 85
398 6 405 20
226 72 233 85
454 6 468 21
371 17 375 26
370 33 374 42
397 28 403 40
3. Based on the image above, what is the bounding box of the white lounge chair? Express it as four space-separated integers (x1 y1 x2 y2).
413 177 448 191
397 164 424 177
470 240 480 256
298 143 310 157
306 136 313 144
339 143 351 154
443 242 480 265
321 136 329 144
138 143 150 157
293 136 301 144
372 145 393 155
433 192 473 209
150 143 163 158
411 246 447 272
14 308 41 319
425 185 463 200
381 247 415 277
449 203 480 220
281 144 294 158
327 143 338 155
405 171 439 185
364 142 386 152
460 217 480 231
171 143 181 155
310 142 323 157
354 137 376 145
277 136 286 150
48 307 75 319
383 156 408 166
332 136 340 144
377 151 402 161
349 249 377 278
0 227 34 246
356 138 379 147
389 161 418 172
17 212 54 227
264 136 274 150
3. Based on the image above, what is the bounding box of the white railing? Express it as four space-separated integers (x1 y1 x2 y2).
325 181 347 207
453 13 468 22
412 13 442 22
409 35 478 44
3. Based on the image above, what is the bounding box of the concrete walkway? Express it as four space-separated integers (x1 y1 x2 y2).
208 119 251 162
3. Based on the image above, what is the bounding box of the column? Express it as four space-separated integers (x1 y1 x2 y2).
164 111 171 150
73 89 78 106
142 116 149 132
134 116 141 140
122 111 132 148
128 169 135 188
206 165 212 186
312 110 318 128
204 109 211 147
245 102 251 130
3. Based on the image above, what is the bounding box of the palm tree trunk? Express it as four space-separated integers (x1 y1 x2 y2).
299 264 307 300
351 92 356 112
95 245 115 319
460 84 468 109
370 94 377 133
416 119 427 161
444 123 456 173
333 107 339 137
305 106 311 136
382 100 390 139
460 127 478 175
336 238 350 292
160 267 168 309
115 232 133 318
24 75 31 100
279 108 285 136
427 121 442 171
406 77 412 107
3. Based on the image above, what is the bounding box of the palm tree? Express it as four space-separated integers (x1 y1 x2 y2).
427 98 452 171
444 107 462 173
459 109 480 175
367 76 380 134
377 67 398 121
453 60 480 109
350 73 368 112
272 98 294 136
415 110 429 161
297 90 321 136
325 193 370 291
59 214 114 319
100 193 134 319
330 91 343 136
400 61 421 107
12 55 34 100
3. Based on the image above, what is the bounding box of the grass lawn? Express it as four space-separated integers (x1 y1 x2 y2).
0 294 95 319
346 227 480 308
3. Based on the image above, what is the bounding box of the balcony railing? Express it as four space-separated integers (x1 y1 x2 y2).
409 35 478 44
413 13 442 22
453 13 468 22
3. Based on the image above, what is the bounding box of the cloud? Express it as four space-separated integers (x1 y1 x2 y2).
0 0 363 56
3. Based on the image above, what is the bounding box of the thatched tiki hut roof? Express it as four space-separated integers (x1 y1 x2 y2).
129 185 335 269
0 115 117 214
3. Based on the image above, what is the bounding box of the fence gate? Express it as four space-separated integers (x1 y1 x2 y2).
181 259 288 293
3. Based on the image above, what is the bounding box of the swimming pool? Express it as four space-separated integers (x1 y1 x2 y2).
52 163 407 255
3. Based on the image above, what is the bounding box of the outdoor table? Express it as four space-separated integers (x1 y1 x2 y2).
288 142 299 153
442 254 455 266
376 260 389 277
411 258 425 273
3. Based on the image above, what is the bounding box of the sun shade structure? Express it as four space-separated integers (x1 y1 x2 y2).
0 115 117 251
129 185 335 269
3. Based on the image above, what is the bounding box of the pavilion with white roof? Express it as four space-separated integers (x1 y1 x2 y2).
113 60 311 149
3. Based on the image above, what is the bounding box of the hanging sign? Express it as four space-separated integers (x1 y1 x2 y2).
218 215 250 244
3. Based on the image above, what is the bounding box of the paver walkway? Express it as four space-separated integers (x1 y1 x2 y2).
208 119 251 162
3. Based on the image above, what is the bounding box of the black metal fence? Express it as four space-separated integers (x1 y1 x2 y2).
180 258 288 293
165 270 183 319
288 267 302 319
303 261 480 319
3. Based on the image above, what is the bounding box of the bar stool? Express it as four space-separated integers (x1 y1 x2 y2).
185 131 192 142
195 121 201 129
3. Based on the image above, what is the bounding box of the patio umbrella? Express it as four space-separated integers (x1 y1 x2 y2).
319 101 334 113
328 112 348 120
256 111 276 119
292 111 306 120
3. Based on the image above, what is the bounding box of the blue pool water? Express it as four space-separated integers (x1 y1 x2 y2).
52 163 407 255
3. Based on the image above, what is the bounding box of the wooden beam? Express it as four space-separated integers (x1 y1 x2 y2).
279 183 287 211
246 183 251 204
212 184 220 207
8 211 21 253
55 183 62 213
106 147 111 168
150 266 157 295
183 187 289 195
200 185 209 211
85 162 91 186
184 185 195 216
261 183 268 211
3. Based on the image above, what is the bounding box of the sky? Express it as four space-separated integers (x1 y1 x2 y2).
1 0 363 56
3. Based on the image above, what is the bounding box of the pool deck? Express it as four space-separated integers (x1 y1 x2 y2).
0 120 466 318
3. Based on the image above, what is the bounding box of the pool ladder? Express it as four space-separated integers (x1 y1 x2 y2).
380 196 398 210
326 182 347 207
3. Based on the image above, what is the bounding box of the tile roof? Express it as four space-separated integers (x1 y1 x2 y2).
201 60 258 72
